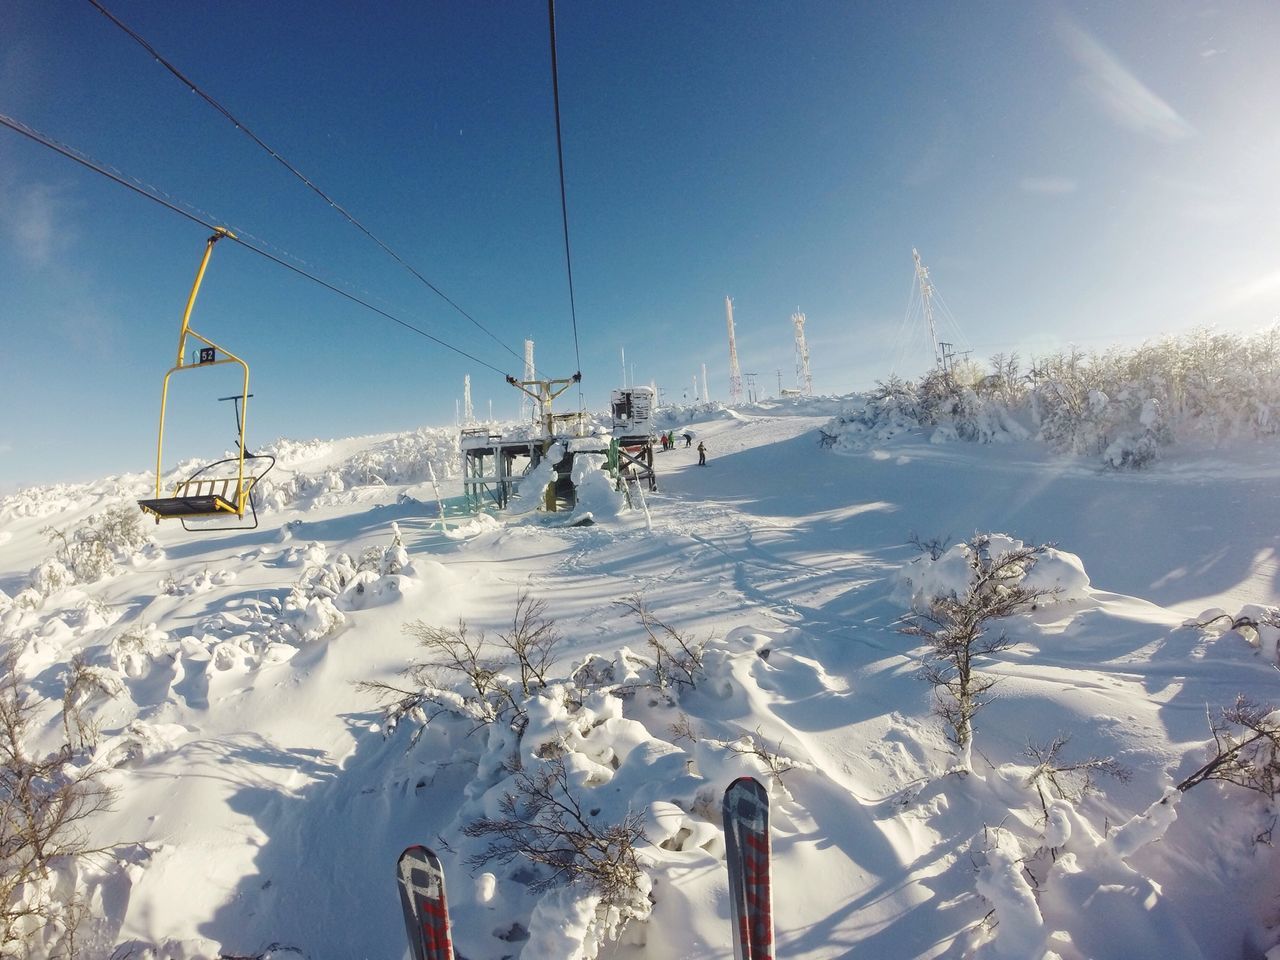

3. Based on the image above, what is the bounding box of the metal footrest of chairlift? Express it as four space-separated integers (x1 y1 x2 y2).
138 494 239 518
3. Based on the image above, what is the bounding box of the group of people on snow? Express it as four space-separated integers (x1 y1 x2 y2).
656 430 707 465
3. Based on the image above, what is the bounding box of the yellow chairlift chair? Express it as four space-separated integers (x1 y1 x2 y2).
137 228 274 531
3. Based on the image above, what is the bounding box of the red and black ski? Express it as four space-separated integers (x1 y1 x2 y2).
396 845 455 960
723 776 774 960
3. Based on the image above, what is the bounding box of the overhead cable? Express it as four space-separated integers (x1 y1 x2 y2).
546 0 585 400
0 112 510 377
85 0 530 373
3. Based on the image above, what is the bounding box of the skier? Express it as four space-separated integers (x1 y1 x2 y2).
697 441 707 466
683 431 693 447
660 433 668 452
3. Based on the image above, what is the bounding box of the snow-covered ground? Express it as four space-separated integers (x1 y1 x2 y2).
2 401 1278 959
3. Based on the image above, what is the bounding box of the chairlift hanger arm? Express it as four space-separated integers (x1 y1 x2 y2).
174 228 235 366
504 371 581 404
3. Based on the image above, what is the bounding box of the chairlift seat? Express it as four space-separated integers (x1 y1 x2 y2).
138 493 238 518
138 466 268 523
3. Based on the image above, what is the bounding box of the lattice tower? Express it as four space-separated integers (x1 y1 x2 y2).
463 374 474 424
791 310 812 395
725 296 743 405
912 248 943 369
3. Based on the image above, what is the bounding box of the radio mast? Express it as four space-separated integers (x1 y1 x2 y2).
912 248 943 370
725 296 743 405
791 309 812 395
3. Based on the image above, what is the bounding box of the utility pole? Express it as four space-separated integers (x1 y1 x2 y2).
620 346 627 387
776 369 783 395
725 296 743 405
744 372 758 404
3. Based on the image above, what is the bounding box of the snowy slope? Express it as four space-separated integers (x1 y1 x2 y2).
2 405 1278 959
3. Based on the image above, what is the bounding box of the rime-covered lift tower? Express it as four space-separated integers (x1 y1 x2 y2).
725 296 743 406
791 309 812 396
912 248 943 370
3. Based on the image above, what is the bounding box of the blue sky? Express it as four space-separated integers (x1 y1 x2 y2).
3 1 1279 490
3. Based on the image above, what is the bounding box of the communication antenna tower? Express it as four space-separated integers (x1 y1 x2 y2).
701 363 708 402
912 248 943 370
725 296 743 405
463 374 474 424
791 309 812 395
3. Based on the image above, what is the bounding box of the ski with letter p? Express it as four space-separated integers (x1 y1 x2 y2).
723 775 773 960
396 845 454 960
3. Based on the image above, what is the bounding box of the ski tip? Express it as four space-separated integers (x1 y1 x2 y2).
399 844 439 861
725 775 766 795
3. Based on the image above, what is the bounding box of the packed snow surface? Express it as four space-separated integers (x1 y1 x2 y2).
2 400 1278 959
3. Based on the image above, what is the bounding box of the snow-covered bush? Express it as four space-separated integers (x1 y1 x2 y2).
1174 695 1280 798
254 428 459 513
61 652 125 750
360 597 753 957
899 535 1071 770
1186 603 1280 665
42 505 151 584
109 623 172 678
0 654 114 958
823 371 1026 452
463 751 650 912
16 506 157 611
828 326 1280 467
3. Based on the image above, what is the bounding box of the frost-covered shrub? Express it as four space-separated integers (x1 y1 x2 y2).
828 327 1280 467
824 371 1026 452
16 506 156 610
253 428 460 512
28 558 73 601
110 623 172 678
0 654 114 958
43 505 151 585
277 588 346 644
62 652 125 750
898 535 1074 769
382 523 409 575
898 533 1088 614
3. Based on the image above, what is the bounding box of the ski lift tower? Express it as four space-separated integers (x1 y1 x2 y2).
506 372 582 510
